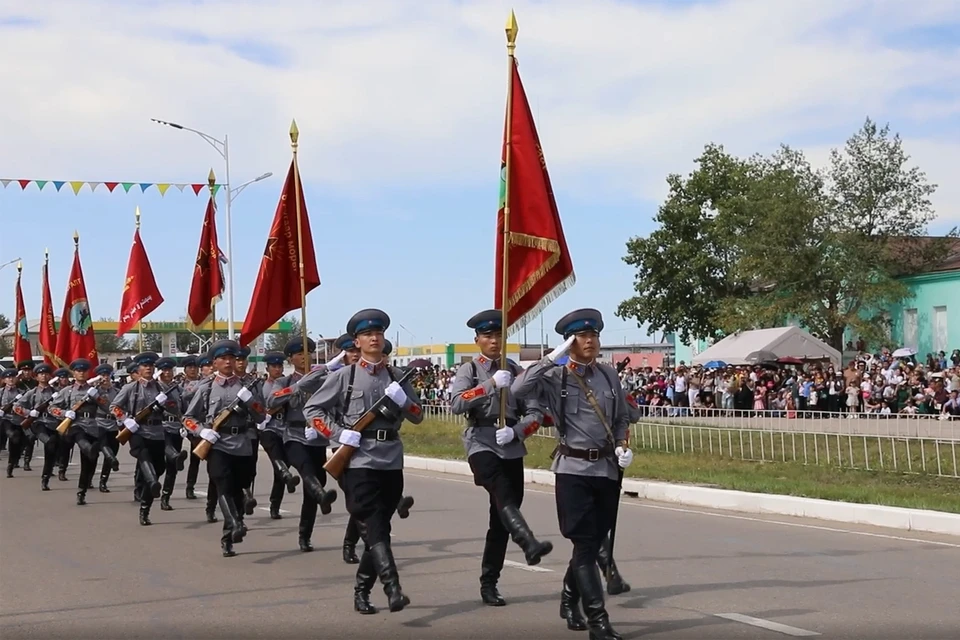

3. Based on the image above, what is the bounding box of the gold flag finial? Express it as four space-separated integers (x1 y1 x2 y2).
17 260 22 273
290 119 300 146
208 168 216 187
505 10 518 48
44 247 49 261
135 206 141 229
73 230 79 246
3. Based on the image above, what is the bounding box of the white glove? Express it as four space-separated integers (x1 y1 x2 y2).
155 392 167 405
86 386 99 398
338 429 361 448
236 387 253 403
15 393 22 400
123 417 139 433
492 369 513 389
304 426 319 441
180 427 189 439
327 350 347 372
615 446 633 469
200 428 219 444
257 417 271 431
65 410 76 420
385 381 408 407
547 335 576 362
0 410 4 417
52 392 60 400
495 426 516 446
29 409 40 418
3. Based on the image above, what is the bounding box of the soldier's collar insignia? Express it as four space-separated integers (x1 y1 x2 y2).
475 355 494 371
215 374 238 386
567 359 592 376
359 358 384 375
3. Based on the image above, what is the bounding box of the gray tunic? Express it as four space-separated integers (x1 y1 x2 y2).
268 368 329 446
260 376 286 435
179 377 204 408
96 385 120 432
50 381 106 437
450 355 542 460
1 386 25 426
159 383 184 434
302 359 423 471
511 357 629 481
13 385 58 429
109 379 168 441
182 375 266 456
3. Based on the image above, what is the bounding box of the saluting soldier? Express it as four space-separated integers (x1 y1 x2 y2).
1 369 26 476
511 309 634 640
93 364 121 493
155 357 187 511
303 309 423 614
451 309 554 607
13 365 60 490
256 350 301 519
266 337 338 552
110 351 171 526
182 339 267 557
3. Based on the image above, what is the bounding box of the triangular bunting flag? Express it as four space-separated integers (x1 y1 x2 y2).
139 183 152 193
157 183 170 196
69 181 85 195
35 180 48 190
104 182 118 192
53 181 65 191
174 183 187 192
0 179 11 188
191 184 204 195
121 183 134 193
18 180 31 189
212 184 221 197
88 182 100 192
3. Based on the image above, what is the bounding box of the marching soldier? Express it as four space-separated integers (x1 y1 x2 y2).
15 360 38 470
511 309 633 640
236 344 259 516
110 351 171 526
50 367 73 481
93 365 121 493
257 350 301 520
451 309 553 607
156 357 187 511
304 309 423 614
331 332 364 564
182 339 267 557
180 355 208 503
13 365 60 490
266 337 338 552
1 369 26 476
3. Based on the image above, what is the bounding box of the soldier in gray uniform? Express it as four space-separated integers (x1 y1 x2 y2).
15 359 38 470
1 369 26 476
266 337 338 552
13 365 60 490
48 358 107 506
303 309 423 615
182 339 267 557
257 350 301 519
155 357 187 511
235 344 259 516
511 309 634 640
50 367 73 481
451 309 554 607
110 351 172 526
180 354 208 505
92 364 121 493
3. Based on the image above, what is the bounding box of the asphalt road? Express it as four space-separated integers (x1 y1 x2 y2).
1 447 959 639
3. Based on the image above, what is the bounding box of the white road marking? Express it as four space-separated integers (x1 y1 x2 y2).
194 490 293 516
715 613 820 636
503 559 553 573
405 472 960 549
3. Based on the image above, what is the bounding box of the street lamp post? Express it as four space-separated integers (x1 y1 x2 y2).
0 258 22 273
151 118 272 340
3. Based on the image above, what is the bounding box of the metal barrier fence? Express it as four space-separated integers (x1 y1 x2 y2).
421 403 960 478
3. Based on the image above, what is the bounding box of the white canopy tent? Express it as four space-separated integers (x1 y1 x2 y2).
692 326 841 367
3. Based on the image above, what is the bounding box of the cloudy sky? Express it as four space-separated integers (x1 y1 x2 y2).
1 0 958 348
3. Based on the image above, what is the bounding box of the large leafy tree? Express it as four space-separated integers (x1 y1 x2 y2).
265 316 302 352
94 317 131 354
0 313 10 358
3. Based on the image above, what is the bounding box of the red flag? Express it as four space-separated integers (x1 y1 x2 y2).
13 265 33 364
240 158 320 346
116 228 164 336
39 257 59 366
186 196 226 329
495 57 575 333
54 244 98 365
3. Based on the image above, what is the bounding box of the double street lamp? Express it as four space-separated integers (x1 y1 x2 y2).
151 118 272 339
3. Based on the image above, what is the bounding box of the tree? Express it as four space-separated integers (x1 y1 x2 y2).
0 313 10 358
265 316 302 352
619 118 955 351
94 317 131 354
141 333 202 354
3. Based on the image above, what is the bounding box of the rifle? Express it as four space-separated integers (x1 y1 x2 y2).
116 383 177 445
323 368 416 481
55 376 102 435
20 391 58 430
191 379 261 461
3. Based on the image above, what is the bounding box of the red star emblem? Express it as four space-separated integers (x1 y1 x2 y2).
264 237 278 260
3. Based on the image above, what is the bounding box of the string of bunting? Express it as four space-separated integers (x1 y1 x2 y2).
0 179 223 197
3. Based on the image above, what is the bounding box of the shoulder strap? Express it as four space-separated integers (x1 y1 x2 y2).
471 361 478 384
341 364 357 410
559 365 568 437
569 368 615 446
596 365 618 426
386 366 398 383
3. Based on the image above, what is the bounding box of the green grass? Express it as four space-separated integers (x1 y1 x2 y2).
403 419 960 514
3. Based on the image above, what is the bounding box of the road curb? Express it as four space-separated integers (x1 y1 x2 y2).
403 455 960 537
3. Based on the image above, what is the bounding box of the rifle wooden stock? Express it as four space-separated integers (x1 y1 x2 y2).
1 401 13 415
323 368 416 481
191 380 260 461
116 382 178 445
19 396 55 430
55 376 103 435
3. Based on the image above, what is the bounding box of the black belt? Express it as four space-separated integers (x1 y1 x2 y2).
286 420 306 429
473 419 518 428
557 443 614 462
76 412 96 419
360 429 399 441
221 425 248 436
163 417 180 424
143 419 162 426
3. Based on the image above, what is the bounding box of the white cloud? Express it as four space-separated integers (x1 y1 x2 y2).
0 0 958 221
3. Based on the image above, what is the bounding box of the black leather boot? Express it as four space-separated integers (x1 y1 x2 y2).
139 504 152 526
479 529 507 606
560 565 588 630
573 564 622 640
299 522 314 552
274 459 300 493
480 564 506 606
22 455 31 472
5 463 12 478
218 495 245 543
76 490 86 506
242 488 257 515
160 492 173 511
304 476 337 516
185 484 197 499
597 535 630 595
343 540 360 564
58 468 68 482
369 542 410 612
354 550 378 614
205 506 218 523
175 450 188 472
99 476 110 493
138 458 161 498
397 495 414 519
221 539 236 558
269 501 282 520
102 447 119 472
500 505 553 565
41 475 50 491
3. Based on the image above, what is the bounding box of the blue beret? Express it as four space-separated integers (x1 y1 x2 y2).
1 368 16 378
125 362 139 374
236 346 251 359
17 359 35 370
198 354 212 366
134 351 160 366
33 363 53 375
383 339 393 356
94 364 114 377
335 333 356 351
53 367 71 378
209 339 241 360
347 309 390 336
467 309 503 334
284 337 316 357
69 358 93 372
264 351 286 365
155 357 176 370
180 355 199 368
555 308 604 338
